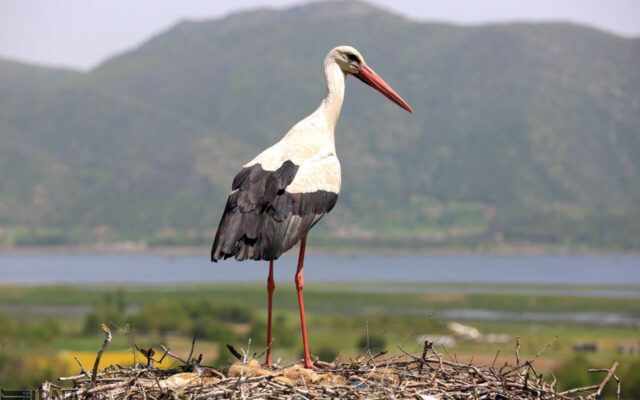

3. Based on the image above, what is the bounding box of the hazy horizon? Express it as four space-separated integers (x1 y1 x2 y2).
1 0 639 71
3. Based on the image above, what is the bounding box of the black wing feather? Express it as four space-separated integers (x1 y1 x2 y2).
211 161 338 262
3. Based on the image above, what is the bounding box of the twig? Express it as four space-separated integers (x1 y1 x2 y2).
418 340 432 374
591 362 619 399
559 384 600 396
91 324 112 384
159 345 188 364
187 332 198 363
135 345 156 368
74 356 92 380
157 346 170 363
526 336 557 368
491 349 501 368
515 336 521 367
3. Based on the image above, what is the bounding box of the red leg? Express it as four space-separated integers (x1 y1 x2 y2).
266 260 275 367
295 235 316 369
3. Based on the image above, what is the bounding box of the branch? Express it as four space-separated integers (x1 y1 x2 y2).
591 362 619 399
91 324 112 384
74 356 91 380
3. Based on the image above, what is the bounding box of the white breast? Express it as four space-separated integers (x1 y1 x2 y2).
286 154 341 194
244 110 336 171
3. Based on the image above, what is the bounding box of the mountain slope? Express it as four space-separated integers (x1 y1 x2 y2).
1 1 639 248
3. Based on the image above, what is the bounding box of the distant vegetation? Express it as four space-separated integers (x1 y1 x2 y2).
0 1 639 249
0 283 638 398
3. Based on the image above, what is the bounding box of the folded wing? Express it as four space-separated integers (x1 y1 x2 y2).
211 156 340 262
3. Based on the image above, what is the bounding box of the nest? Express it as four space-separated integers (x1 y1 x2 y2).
43 328 620 400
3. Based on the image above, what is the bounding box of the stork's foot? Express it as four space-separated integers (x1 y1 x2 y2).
301 359 319 370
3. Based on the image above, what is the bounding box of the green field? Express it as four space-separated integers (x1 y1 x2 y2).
0 283 638 397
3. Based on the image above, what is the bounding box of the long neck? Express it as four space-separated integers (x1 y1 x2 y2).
319 59 345 132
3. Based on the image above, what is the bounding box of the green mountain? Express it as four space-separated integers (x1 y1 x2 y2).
1 1 639 249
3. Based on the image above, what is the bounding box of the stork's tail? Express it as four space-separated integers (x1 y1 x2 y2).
210 205 278 262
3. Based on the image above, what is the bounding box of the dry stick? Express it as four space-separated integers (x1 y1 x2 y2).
254 341 273 362
428 346 446 387
523 364 531 389
187 332 198 363
592 361 619 399
502 336 557 376
243 338 252 363
418 340 432 374
135 345 156 367
550 371 558 391
73 356 92 380
557 362 621 400
491 349 501 369
159 345 188 364
153 376 164 393
395 345 443 386
85 380 132 395
58 374 88 382
533 336 557 364
514 336 521 367
156 346 170 364
122 379 136 400
91 324 112 384
559 383 601 396
364 321 376 365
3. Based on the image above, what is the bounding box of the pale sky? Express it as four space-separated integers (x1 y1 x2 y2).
1 0 639 70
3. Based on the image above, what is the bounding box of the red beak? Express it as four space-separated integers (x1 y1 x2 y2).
354 64 414 113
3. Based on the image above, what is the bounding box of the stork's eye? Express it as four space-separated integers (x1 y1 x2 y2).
346 53 359 63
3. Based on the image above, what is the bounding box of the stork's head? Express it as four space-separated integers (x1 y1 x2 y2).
327 45 414 113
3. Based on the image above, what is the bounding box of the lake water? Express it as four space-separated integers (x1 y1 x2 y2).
2 252 639 325
1 252 638 290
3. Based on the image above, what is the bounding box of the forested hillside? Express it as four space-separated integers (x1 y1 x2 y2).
1 1 638 249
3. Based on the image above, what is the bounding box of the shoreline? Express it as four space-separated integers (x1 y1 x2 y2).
0 244 637 257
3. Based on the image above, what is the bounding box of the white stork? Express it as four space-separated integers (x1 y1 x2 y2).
211 45 413 369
